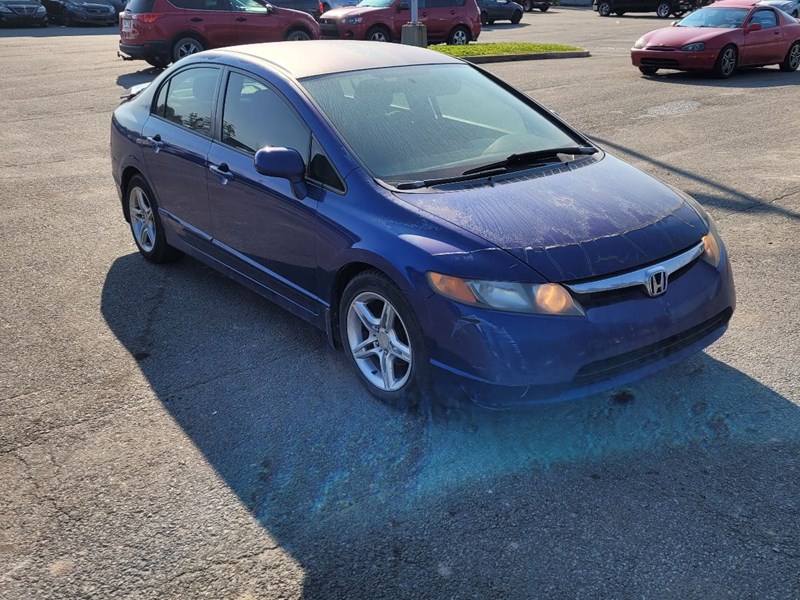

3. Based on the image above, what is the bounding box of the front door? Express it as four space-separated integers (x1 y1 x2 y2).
206 70 320 316
741 9 784 65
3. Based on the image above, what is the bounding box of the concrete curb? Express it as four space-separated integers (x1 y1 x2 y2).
462 50 590 64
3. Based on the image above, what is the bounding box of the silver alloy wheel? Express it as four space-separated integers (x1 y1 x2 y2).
790 44 800 69
451 28 469 44
369 30 388 41
346 291 413 392
721 47 736 76
129 186 156 253
598 2 611 16
286 29 310 41
656 2 670 17
176 39 201 59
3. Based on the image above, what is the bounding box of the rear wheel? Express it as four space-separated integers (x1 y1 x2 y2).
511 9 522 22
285 27 311 41
597 2 612 16
480 10 489 24
539 3 548 11
713 44 737 78
639 66 658 75
366 25 390 42
172 36 204 63
522 0 532 10
656 2 671 17
779 41 800 72
448 25 470 45
126 175 182 263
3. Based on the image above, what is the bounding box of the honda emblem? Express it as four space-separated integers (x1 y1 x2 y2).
646 269 668 297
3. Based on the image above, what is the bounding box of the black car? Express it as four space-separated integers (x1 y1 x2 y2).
0 0 48 26
593 0 686 17
477 0 523 23
41 0 119 24
521 0 548 11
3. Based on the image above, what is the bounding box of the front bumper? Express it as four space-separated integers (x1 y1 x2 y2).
319 19 365 39
68 9 117 24
631 47 719 71
415 250 735 408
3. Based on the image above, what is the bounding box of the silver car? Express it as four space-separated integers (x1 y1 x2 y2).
758 0 799 17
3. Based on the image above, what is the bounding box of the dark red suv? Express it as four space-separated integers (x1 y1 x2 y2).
119 0 321 68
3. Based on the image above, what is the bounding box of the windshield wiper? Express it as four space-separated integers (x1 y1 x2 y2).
461 146 598 177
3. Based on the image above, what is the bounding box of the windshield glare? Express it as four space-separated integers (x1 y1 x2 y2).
677 7 749 27
301 64 579 183
356 0 394 7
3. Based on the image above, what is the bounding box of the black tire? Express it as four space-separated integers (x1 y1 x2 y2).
171 36 204 63
656 2 671 17
125 175 182 264
63 11 75 26
779 41 800 72
615 10 624 15
713 44 737 78
639 66 658 75
511 9 522 23
366 25 391 42
285 27 311 41
539 3 548 11
339 270 429 410
447 24 470 45
597 1 612 16
480 10 489 24
522 0 532 10
145 56 169 69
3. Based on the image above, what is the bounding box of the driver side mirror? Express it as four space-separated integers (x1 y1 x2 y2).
747 22 762 32
398 1 409 10
264 2 274 13
254 146 307 199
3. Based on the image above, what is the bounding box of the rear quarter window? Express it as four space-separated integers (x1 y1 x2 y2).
126 0 155 12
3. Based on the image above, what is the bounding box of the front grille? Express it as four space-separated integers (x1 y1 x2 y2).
646 46 677 51
11 5 37 13
574 308 732 384
641 58 680 67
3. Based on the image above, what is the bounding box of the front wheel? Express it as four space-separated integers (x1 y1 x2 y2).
285 28 311 41
780 41 800 72
639 66 658 75
366 25 390 42
511 9 522 23
447 25 470 45
656 2 671 17
522 0 532 10
539 3 549 11
597 2 612 16
714 44 737 78
126 175 182 263
339 271 428 410
172 36 204 63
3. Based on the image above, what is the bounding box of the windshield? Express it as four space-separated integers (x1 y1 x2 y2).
356 0 393 6
301 64 580 183
677 7 749 27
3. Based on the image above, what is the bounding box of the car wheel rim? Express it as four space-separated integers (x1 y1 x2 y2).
790 45 800 68
453 29 468 44
722 48 735 74
599 4 610 15
289 31 309 40
346 292 412 392
129 186 156 253
370 31 387 41
178 41 200 58
657 4 669 16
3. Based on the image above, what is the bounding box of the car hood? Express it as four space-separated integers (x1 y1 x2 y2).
321 5 388 18
0 0 41 5
393 154 708 282
641 26 733 47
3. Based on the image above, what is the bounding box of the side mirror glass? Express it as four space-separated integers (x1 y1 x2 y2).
747 22 762 31
254 146 307 199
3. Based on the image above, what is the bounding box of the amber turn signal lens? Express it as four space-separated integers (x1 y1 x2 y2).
428 273 478 305
702 232 721 267
535 283 573 314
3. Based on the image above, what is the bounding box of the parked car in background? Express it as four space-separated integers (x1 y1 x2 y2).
632 0 800 77
521 0 548 11
0 0 48 26
42 0 119 25
477 0 523 24
118 0 320 68
268 0 356 19
594 0 687 17
111 41 735 409
758 0 799 17
319 0 480 43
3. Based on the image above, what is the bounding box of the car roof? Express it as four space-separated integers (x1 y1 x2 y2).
708 0 759 7
222 40 463 79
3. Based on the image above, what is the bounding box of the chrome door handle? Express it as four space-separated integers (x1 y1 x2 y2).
146 135 164 152
209 163 233 182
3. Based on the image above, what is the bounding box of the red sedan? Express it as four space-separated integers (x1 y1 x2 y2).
631 0 800 77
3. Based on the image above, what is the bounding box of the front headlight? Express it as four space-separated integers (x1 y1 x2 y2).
681 42 705 51
428 272 585 316
701 218 723 268
342 16 362 24
36 4 46 11
634 37 647 49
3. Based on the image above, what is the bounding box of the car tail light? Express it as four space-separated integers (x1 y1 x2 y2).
319 2 324 12
134 13 163 23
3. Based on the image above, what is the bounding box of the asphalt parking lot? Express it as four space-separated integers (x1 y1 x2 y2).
1 9 799 599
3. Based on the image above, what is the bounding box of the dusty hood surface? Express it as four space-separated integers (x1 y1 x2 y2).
394 154 708 282
641 26 733 47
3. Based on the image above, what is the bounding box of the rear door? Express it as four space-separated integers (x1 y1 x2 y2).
229 0 286 43
420 0 455 39
174 0 239 48
141 66 221 244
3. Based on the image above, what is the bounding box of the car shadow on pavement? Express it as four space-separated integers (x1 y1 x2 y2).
116 69 161 90
101 251 800 596
0 25 116 38
640 67 800 89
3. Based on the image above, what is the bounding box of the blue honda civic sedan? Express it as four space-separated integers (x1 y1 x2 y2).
110 41 735 409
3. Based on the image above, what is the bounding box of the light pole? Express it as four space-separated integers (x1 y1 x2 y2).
400 0 427 47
